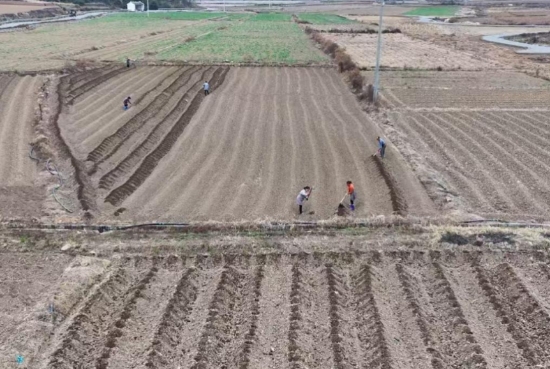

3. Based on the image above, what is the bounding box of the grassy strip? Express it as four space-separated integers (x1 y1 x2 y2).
249 12 292 22
297 13 354 24
404 6 459 16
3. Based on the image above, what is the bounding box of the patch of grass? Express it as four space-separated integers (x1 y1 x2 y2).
108 11 227 21
404 6 459 17
159 20 326 64
297 13 354 24
249 13 292 22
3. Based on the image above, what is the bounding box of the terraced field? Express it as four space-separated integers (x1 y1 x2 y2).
57 65 433 221
4 249 550 369
0 74 45 217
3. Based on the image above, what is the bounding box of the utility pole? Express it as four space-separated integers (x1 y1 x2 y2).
373 0 385 102
147 0 149 16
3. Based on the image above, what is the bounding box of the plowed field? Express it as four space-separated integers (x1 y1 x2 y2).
5 248 550 369
0 74 44 217
57 65 433 221
379 70 550 218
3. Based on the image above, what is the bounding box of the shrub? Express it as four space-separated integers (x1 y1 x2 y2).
347 69 364 91
335 49 355 72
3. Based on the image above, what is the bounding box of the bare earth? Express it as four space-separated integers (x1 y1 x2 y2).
2 231 550 369
0 2 55 15
57 66 434 222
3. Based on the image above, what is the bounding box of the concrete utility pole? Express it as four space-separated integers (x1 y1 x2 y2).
373 0 385 102
147 0 149 16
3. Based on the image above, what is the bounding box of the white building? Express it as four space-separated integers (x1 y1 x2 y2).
127 1 145 11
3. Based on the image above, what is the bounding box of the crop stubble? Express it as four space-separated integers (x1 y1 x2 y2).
6 250 550 369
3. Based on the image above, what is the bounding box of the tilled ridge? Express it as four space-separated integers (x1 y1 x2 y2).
473 261 550 366
288 260 303 369
68 66 129 104
98 67 212 191
425 255 488 368
395 263 445 369
191 261 244 369
105 66 230 206
237 255 265 369
373 156 407 216
353 264 392 369
87 66 199 164
144 266 198 368
47 267 135 368
95 264 158 369
68 65 119 92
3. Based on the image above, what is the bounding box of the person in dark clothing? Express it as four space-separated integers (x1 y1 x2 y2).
123 96 132 110
376 136 386 158
126 58 131 68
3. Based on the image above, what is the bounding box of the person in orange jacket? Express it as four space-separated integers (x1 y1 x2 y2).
347 180 356 211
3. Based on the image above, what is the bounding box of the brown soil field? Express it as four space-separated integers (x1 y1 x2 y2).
0 74 45 218
3 231 550 369
0 2 55 15
377 70 550 218
363 69 550 89
56 65 434 222
323 33 499 70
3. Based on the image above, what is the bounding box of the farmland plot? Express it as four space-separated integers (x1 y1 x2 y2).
5 249 550 369
390 110 550 217
0 74 45 218
57 66 433 221
324 33 499 70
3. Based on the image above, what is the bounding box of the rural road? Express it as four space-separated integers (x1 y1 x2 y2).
0 11 105 30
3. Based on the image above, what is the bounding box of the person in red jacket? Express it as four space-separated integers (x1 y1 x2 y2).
347 180 356 211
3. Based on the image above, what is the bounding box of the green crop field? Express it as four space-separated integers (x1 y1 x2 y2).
297 13 354 24
157 17 327 64
404 6 459 17
249 12 292 22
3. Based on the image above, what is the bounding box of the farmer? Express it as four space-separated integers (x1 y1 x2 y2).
296 186 312 215
123 96 132 110
347 180 356 211
126 58 131 68
376 136 386 158
203 81 210 96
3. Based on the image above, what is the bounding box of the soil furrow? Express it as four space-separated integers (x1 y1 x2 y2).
372 155 407 215
86 66 198 164
445 261 530 368
46 262 151 369
472 261 548 366
428 112 545 213
144 267 199 368
237 255 266 369
395 263 445 369
442 112 550 213
353 264 392 369
95 264 158 369
190 262 245 369
409 112 515 212
246 256 291 369
398 112 493 212
105 66 229 206
55 77 96 212
423 257 488 368
68 66 128 104
98 67 211 191
497 111 550 146
326 264 357 369
69 65 120 92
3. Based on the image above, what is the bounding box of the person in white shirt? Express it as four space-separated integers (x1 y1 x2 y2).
296 186 312 215
203 81 210 95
